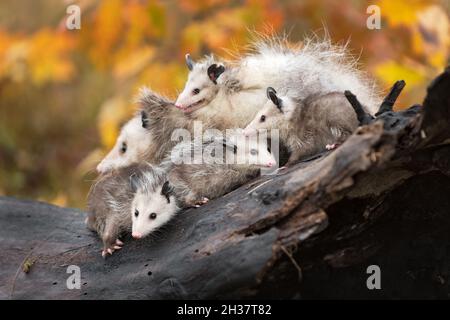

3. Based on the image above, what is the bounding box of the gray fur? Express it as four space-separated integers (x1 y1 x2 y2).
283 92 358 164
86 163 167 251
160 139 261 207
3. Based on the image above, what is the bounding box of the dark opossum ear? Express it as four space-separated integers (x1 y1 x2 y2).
207 64 225 84
161 181 173 198
185 53 194 71
267 87 283 112
222 139 237 154
141 110 149 129
130 174 140 193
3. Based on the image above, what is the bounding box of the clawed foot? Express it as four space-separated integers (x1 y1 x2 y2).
194 197 209 208
275 166 287 173
101 239 123 258
326 143 339 150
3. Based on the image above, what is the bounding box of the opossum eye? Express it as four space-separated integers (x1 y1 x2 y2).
250 149 258 156
149 213 157 220
120 142 127 154
134 209 139 217
192 88 200 95
267 146 271 153
260 115 266 123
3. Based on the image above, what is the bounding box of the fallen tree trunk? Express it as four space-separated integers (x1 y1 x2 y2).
1 68 449 299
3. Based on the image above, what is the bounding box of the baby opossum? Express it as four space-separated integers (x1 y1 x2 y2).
243 87 358 165
87 163 179 256
97 112 152 173
175 54 267 128
160 133 276 207
97 89 193 174
175 37 381 128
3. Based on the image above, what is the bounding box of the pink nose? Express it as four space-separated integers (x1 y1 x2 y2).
132 232 142 239
267 161 274 167
175 103 183 109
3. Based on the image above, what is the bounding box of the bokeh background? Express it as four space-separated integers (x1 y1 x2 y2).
0 0 449 208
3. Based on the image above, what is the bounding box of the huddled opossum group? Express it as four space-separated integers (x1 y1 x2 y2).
87 37 381 257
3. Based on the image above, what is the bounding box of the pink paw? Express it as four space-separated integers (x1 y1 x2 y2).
101 239 123 258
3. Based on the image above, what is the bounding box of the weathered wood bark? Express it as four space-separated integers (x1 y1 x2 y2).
1 68 449 299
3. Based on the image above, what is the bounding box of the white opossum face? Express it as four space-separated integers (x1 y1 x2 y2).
243 87 296 136
131 181 179 239
175 54 224 113
224 134 277 168
97 112 152 174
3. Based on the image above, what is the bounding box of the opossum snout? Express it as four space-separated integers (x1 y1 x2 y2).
96 162 108 174
132 232 142 239
175 103 184 109
243 128 256 137
266 161 275 168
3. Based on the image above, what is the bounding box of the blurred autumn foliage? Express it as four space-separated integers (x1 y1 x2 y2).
0 0 448 208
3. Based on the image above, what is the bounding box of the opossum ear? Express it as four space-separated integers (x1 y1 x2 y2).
161 181 173 197
141 110 149 129
222 139 237 154
130 174 140 193
267 87 283 112
207 64 225 84
185 53 194 71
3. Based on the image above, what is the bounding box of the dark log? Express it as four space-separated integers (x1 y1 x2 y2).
1 68 449 299
344 90 374 125
375 80 406 116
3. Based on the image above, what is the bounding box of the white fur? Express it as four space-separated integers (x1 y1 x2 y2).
131 184 179 239
97 116 153 173
176 37 381 129
175 56 267 128
223 133 276 167
243 97 297 136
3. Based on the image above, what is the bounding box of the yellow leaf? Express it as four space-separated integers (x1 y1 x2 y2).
90 0 124 68
137 62 186 98
379 0 430 27
27 29 75 85
113 46 155 80
374 61 426 87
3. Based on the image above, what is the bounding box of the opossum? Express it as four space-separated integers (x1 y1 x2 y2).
160 133 276 207
97 112 153 173
86 163 179 256
175 37 381 128
243 87 358 165
129 134 275 239
175 54 267 128
97 89 191 174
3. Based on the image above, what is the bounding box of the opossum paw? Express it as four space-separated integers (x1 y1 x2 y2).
194 197 209 207
326 143 337 150
101 241 123 258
